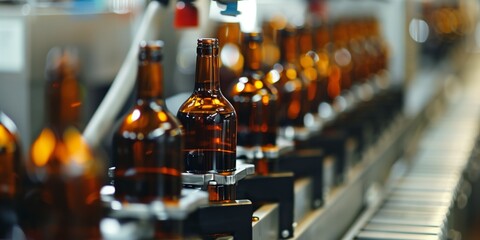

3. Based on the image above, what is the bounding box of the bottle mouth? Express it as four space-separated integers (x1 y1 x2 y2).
139 40 164 61
197 38 219 55
243 32 263 43
197 38 219 47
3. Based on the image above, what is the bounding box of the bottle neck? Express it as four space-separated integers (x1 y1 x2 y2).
243 41 262 72
280 35 298 63
315 28 330 50
194 50 220 94
218 22 241 47
299 31 313 54
136 60 164 100
46 68 81 130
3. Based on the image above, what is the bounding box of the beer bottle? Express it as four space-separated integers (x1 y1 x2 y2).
261 19 284 70
0 112 21 238
113 41 184 205
228 32 278 148
217 22 244 94
0 112 21 200
177 38 237 174
24 47 105 239
314 24 341 103
269 27 309 128
298 26 323 114
346 19 370 84
332 21 354 91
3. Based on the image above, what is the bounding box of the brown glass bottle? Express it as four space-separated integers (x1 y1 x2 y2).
269 27 309 127
0 112 21 201
113 41 184 204
314 24 341 102
261 19 284 70
227 32 278 149
0 112 22 239
177 38 237 174
298 26 322 114
332 21 354 91
367 18 389 72
217 22 244 94
345 19 370 84
24 47 104 240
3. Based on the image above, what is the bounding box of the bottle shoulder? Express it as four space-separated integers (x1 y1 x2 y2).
0 124 18 154
117 101 182 134
229 74 277 97
30 126 102 171
177 93 236 115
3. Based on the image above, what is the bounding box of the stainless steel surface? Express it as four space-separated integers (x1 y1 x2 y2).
108 189 209 220
236 138 295 160
292 111 409 240
356 231 440 240
293 178 312 224
252 204 279 240
363 223 442 235
347 55 480 240
182 162 255 186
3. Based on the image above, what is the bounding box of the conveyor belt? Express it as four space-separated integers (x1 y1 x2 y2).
349 59 480 240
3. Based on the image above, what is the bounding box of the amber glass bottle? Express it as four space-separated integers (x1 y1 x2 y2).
346 19 370 84
0 112 21 201
227 32 278 149
0 112 21 238
314 24 341 103
332 21 354 91
298 26 322 114
177 38 237 174
261 19 284 70
368 18 389 72
113 41 184 205
270 27 309 127
23 47 104 240
217 22 244 94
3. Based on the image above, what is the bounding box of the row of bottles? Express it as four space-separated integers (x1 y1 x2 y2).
0 16 391 240
0 36 238 238
216 17 389 137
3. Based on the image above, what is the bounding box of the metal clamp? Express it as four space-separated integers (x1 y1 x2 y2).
236 139 294 160
182 161 255 186
104 188 209 221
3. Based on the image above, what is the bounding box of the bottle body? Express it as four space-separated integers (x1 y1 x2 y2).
177 38 237 174
228 32 278 149
26 127 104 240
0 112 21 200
113 102 184 203
315 24 341 103
113 41 184 204
271 27 309 128
332 22 354 91
229 72 277 148
298 26 322 114
0 112 22 239
177 95 237 173
217 22 244 94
